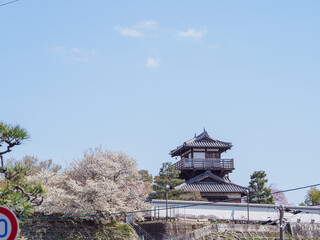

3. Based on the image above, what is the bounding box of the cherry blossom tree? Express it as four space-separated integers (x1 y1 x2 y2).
30 147 150 217
268 183 289 205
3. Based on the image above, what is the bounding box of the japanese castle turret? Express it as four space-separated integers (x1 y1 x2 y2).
171 129 249 202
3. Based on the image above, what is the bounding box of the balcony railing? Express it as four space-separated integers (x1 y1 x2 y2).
174 158 234 171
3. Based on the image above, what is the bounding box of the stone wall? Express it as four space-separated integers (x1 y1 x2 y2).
138 221 208 240
139 221 320 240
17 219 138 240
180 223 279 240
16 218 320 240
288 223 320 239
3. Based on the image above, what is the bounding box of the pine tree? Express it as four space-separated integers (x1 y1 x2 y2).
249 170 274 204
149 162 185 200
0 121 44 216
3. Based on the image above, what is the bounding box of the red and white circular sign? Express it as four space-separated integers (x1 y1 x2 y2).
0 206 19 240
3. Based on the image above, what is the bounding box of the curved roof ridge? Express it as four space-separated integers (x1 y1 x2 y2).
186 171 226 184
170 129 233 156
183 130 231 145
193 130 217 142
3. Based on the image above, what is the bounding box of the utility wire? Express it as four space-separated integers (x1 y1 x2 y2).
268 183 320 196
214 183 320 204
0 0 19 7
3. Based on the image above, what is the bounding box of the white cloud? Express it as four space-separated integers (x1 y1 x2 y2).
208 44 219 50
74 57 89 62
70 47 81 53
51 46 96 63
146 57 159 68
114 20 158 38
135 20 158 29
114 26 143 38
177 28 208 39
52 46 67 55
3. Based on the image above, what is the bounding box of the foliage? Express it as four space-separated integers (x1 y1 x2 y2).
148 162 185 200
0 163 45 217
180 191 207 201
30 147 150 216
0 121 29 144
138 169 153 195
268 184 289 205
0 121 29 170
248 170 274 204
139 169 153 184
96 220 134 240
0 121 44 217
300 187 320 206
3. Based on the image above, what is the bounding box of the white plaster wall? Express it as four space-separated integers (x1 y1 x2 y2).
150 200 320 223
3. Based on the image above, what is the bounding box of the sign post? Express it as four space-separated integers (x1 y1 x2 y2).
0 206 19 240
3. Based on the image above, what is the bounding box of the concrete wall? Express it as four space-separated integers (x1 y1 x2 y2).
150 199 320 223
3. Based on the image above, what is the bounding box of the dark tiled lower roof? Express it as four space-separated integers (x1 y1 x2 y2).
175 170 249 194
175 182 248 194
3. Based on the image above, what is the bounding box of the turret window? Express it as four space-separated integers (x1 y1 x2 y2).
193 152 205 159
206 152 220 158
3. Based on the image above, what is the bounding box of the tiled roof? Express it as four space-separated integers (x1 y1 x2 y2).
186 171 226 184
176 182 248 194
175 171 249 194
170 129 232 156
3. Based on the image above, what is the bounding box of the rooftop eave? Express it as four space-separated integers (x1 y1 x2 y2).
170 145 232 157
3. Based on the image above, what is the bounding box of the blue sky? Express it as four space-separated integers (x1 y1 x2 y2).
1 0 320 204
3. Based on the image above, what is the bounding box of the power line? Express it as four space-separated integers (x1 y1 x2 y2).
217 183 320 204
269 183 320 196
0 0 19 7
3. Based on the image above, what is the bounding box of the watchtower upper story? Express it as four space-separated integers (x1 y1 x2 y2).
170 129 234 180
